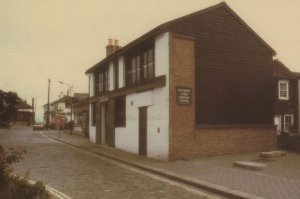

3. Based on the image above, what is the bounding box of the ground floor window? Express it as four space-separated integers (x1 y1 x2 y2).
115 96 126 127
284 114 293 132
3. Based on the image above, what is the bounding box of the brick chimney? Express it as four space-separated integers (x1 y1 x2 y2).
106 38 120 56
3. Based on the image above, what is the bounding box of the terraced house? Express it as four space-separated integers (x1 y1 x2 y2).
273 60 300 135
85 2 277 160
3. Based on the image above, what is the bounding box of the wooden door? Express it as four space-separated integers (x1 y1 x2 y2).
139 107 147 156
100 103 106 145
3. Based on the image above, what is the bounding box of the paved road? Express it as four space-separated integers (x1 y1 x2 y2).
0 126 221 199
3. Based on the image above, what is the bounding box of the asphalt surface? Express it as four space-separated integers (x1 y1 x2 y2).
0 126 222 199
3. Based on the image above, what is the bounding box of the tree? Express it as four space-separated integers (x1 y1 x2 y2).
0 90 22 123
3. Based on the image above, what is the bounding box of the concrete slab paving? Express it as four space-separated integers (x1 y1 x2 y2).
233 161 266 170
260 150 287 158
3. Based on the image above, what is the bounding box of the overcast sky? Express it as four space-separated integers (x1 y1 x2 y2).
1 0 300 121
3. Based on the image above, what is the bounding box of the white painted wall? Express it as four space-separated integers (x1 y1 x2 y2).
147 32 169 159
115 91 153 154
88 73 96 142
89 103 96 143
115 32 170 160
89 74 94 97
118 56 125 88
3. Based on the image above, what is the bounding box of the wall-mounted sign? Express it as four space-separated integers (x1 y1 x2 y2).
176 86 192 105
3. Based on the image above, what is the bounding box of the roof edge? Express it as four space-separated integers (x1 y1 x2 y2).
86 1 276 74
85 2 227 75
221 3 276 55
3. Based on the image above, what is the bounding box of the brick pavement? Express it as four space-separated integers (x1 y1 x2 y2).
45 129 300 199
1 126 222 199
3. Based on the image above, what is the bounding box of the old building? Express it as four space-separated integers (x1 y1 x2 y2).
85 2 277 160
44 93 88 129
15 100 34 125
273 60 300 135
73 94 89 137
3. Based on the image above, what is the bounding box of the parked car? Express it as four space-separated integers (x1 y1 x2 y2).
33 123 44 131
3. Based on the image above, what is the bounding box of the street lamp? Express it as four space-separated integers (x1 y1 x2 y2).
58 81 73 96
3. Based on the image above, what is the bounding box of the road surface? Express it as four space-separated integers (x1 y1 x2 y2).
0 125 222 199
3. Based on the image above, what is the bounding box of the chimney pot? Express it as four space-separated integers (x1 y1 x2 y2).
114 39 119 46
108 38 113 46
106 38 121 56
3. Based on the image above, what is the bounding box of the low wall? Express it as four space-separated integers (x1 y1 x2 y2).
169 126 277 160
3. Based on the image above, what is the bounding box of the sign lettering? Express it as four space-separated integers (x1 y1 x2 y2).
176 87 192 105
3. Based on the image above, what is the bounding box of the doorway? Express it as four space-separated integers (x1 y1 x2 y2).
139 107 147 156
100 103 107 145
274 115 281 135
96 102 108 145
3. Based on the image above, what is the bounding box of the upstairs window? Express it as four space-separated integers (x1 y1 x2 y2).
143 49 154 80
114 60 119 89
126 48 154 86
278 80 289 100
97 67 109 93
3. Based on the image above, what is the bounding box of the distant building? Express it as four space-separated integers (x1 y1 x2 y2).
73 94 89 137
273 60 300 135
15 100 33 125
85 2 277 160
43 93 88 129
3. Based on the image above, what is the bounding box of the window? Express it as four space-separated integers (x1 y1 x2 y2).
92 103 96 126
126 48 154 86
114 60 119 89
99 73 103 92
284 114 293 132
278 80 289 100
148 49 154 79
115 96 126 127
105 70 109 91
97 67 109 93
132 57 137 84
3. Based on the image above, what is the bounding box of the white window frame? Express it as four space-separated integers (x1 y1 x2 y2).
284 114 294 132
278 80 289 100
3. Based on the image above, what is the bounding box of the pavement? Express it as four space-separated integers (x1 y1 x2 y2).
44 129 300 199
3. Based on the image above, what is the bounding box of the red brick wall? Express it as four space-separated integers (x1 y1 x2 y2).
174 127 277 160
169 33 196 160
168 33 277 160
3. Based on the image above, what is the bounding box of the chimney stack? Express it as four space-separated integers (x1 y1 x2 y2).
106 38 121 56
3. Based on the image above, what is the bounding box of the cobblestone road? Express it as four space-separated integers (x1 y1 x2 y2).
0 126 220 199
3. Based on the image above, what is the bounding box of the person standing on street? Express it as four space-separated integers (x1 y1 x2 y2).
68 120 74 135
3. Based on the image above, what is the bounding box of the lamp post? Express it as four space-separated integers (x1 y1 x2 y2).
58 81 73 97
